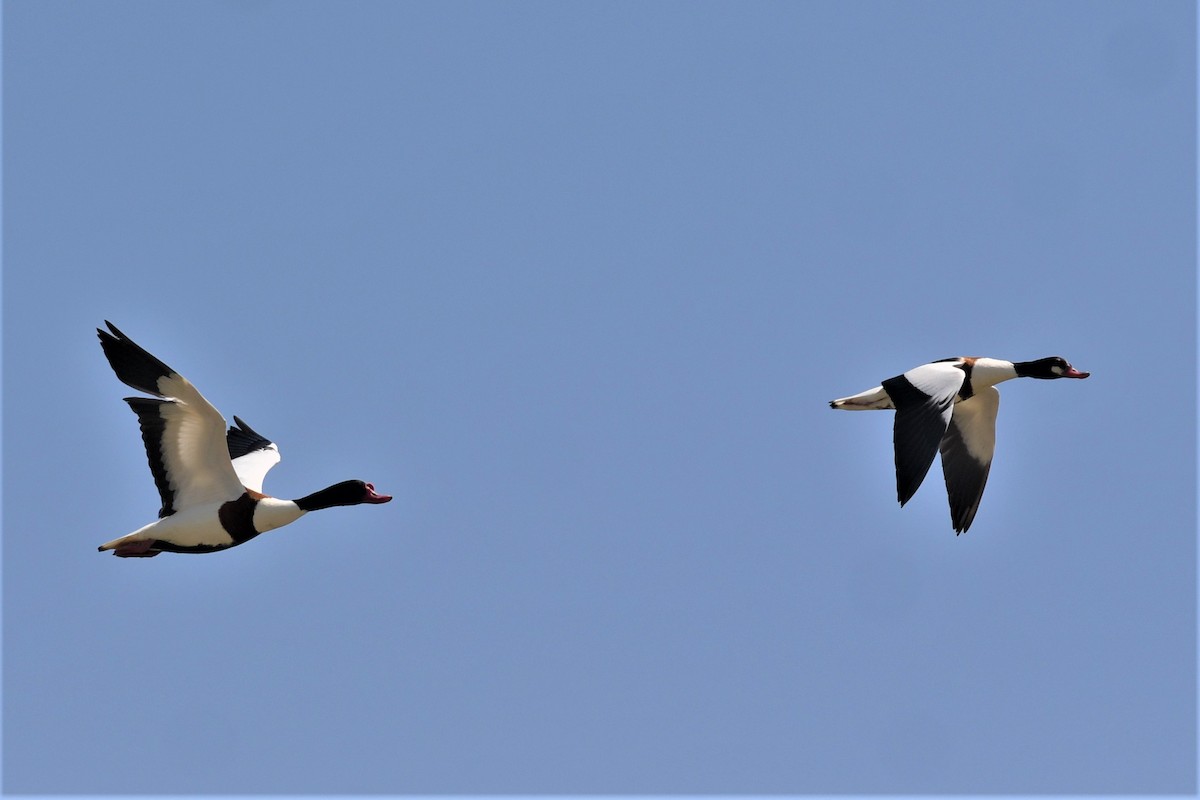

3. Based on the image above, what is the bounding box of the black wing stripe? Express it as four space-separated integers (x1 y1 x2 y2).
123 397 177 518
97 321 178 398
226 416 274 460
939 418 992 534
883 374 952 506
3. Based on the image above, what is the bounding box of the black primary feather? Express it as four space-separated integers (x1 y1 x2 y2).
226 416 274 460
938 418 991 534
97 321 177 397
122 397 178 518
882 374 953 506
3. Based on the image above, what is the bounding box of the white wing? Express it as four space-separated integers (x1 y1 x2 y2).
939 386 999 533
882 360 967 506
900 360 968 402
98 322 246 516
226 416 282 493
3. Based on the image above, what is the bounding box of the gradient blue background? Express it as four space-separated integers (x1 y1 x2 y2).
3 0 1195 794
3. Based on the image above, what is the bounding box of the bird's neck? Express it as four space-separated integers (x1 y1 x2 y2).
252 497 305 533
968 357 1018 389
294 482 361 511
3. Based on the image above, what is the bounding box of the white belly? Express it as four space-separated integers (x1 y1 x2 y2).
119 503 236 548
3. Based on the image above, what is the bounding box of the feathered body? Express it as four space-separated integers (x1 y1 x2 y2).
830 356 1089 533
96 322 392 557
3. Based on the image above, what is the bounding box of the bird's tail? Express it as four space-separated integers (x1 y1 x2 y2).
829 385 894 410
97 534 159 557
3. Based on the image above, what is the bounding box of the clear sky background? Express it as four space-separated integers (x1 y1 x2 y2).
2 0 1195 795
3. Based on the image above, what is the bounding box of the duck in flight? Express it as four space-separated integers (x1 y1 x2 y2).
96 321 392 557
830 356 1089 533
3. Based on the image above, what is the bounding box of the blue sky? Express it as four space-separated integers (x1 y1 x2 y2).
2 0 1195 795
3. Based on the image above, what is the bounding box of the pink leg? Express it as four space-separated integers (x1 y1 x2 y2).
113 540 159 558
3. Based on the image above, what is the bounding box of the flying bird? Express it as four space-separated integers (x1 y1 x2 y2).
96 321 392 557
830 356 1089 533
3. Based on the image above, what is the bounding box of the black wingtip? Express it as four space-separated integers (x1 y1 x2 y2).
226 415 274 460
99 320 126 341
897 478 922 508
97 322 177 397
229 415 267 440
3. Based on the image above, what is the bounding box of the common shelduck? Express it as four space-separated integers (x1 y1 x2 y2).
830 356 1089 533
96 322 392 557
